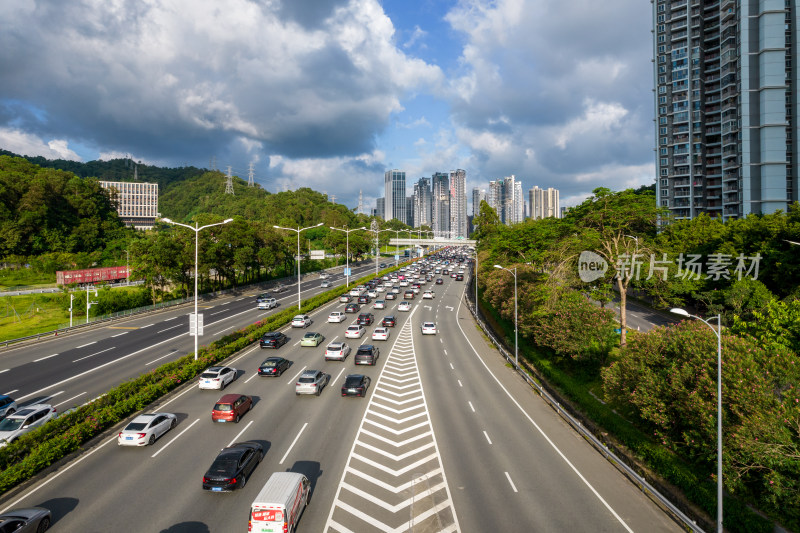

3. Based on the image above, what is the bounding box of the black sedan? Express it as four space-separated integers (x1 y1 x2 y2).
357 294 370 304
345 303 360 313
381 315 396 327
259 331 289 349
202 441 263 492
356 312 374 326
435 278 444 284
341 374 371 397
258 357 291 377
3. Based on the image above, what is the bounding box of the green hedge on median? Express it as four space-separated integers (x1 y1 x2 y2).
0 262 412 494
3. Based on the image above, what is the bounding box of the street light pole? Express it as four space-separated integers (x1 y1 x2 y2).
162 217 234 360
493 265 518 368
274 222 324 311
671 308 723 533
330 226 367 287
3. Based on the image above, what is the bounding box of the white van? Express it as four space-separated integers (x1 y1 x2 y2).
249 472 310 533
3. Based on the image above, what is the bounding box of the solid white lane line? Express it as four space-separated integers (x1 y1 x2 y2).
245 372 259 384
3 389 17 395
73 347 114 363
279 422 308 465
15 331 191 402
286 366 307 385
0 369 8 374
140 324 154 328
34 354 58 362
152 418 200 458
228 420 254 448
76 342 96 348
54 392 87 408
505 472 518 493
484 431 493 445
110 332 128 338
468 401 475 413
0 436 118 515
164 317 178 321
331 367 346 386
156 324 182 333
145 353 174 366
229 344 260 365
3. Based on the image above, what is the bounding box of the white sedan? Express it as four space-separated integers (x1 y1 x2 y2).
375 285 386 293
398 301 411 312
367 290 378 298
328 311 346 323
422 291 435 299
421 322 437 335
198 366 237 390
345 324 366 338
374 300 386 310
117 413 177 446
291 314 312 328
324 342 351 361
372 327 390 341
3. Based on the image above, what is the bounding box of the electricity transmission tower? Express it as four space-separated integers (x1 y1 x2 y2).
248 163 255 187
225 166 234 194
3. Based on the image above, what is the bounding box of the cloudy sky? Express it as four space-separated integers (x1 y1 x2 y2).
0 0 654 211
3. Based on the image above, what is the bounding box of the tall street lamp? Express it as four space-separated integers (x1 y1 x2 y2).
372 228 395 275
162 217 234 360
493 264 518 368
274 222 324 310
670 307 723 533
330 225 367 287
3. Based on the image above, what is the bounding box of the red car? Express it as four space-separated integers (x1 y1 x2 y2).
211 394 252 423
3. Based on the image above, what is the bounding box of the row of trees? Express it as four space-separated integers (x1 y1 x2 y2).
476 188 800 529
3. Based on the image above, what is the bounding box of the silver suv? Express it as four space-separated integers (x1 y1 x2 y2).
295 370 331 396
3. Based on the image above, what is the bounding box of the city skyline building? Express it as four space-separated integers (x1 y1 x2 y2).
431 172 450 237
450 169 467 238
653 0 799 221
99 181 159 230
376 197 385 220
384 170 406 223
528 186 560 219
412 177 432 228
472 187 486 217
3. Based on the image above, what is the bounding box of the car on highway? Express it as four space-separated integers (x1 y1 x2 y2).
259 331 289 349
451 272 458 278
380 263 387 268
291 314 312 328
436 278 444 285
341 374 371 397
202 441 264 492
344 303 360 313
422 290 434 299
117 413 177 446
398 301 411 312
295 370 330 396
0 507 52 533
349 288 361 297
373 300 385 309
375 285 385 293
356 312 374 326
0 395 17 419
258 356 291 377
385 292 396 300
357 294 371 304
354 344 380 365
324 341 351 361
367 289 378 298
345 324 366 338
199 366 237 390
319 272 329 279
300 332 324 347
403 290 415 299
339 294 351 303
0 404 57 446
381 315 396 327
257 297 278 310
256 293 273 304
456 274 464 281
212 394 253 423
321 280 331 288
391 286 400 293
328 311 346 323
371 327 390 341
421 322 437 335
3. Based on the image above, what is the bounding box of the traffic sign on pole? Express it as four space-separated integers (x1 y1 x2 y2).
190 313 204 336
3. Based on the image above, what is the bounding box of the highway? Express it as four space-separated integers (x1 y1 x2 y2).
0 264 683 532
0 261 384 413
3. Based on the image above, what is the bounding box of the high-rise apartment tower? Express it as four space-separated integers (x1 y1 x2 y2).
384 170 407 223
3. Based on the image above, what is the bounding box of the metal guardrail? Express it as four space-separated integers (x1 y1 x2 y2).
464 271 706 533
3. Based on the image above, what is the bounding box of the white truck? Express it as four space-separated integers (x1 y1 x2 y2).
249 472 310 533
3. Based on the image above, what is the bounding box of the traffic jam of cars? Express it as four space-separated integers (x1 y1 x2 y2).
0 249 469 529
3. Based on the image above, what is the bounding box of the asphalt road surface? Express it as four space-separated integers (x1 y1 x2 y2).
0 267 683 532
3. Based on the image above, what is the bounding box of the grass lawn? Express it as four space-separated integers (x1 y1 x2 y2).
0 293 71 341
0 269 56 291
